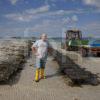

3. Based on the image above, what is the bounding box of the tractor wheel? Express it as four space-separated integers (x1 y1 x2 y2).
80 48 88 57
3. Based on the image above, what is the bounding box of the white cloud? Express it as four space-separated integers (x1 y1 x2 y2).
4 7 98 23
62 15 78 24
12 19 66 37
62 17 70 24
82 22 100 37
83 0 100 13
54 10 65 15
72 15 78 22
23 17 79 37
4 5 50 22
25 5 50 14
83 0 100 7
5 13 33 22
4 4 99 22
48 8 99 16
2 20 99 38
9 0 19 5
83 22 100 31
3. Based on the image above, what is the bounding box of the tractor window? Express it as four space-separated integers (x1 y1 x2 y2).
66 30 82 40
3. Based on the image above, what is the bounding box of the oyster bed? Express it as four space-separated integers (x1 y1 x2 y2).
0 39 31 81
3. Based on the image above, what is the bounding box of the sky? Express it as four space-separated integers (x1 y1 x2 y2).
0 0 100 38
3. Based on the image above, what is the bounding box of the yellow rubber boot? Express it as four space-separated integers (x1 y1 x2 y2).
35 69 39 82
40 68 46 79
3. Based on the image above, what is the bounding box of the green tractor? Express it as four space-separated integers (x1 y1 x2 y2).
65 30 89 56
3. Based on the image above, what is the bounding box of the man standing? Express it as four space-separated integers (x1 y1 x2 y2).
32 34 52 82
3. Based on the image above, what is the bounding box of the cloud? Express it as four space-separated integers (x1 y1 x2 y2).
72 15 78 22
83 22 100 31
4 7 99 23
48 8 100 16
5 13 33 22
25 5 50 14
62 17 70 24
83 0 100 7
4 3 99 23
82 22 100 37
4 5 50 22
22 16 79 37
9 0 19 5
82 0 100 13
62 15 78 24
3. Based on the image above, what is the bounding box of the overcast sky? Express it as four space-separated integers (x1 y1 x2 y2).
0 0 100 37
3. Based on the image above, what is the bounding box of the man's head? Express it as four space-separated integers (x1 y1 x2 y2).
40 33 47 41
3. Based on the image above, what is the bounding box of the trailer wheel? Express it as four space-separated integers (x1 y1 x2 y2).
97 53 100 57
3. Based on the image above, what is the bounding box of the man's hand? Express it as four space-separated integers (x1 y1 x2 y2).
31 46 37 54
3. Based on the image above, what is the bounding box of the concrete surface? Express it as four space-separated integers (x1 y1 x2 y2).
0 55 100 100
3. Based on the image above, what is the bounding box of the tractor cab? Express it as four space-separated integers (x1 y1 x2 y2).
66 30 82 40
65 30 82 51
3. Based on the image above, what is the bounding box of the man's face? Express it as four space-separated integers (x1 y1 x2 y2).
41 34 47 41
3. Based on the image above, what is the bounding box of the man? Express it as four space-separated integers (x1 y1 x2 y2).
32 33 52 82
